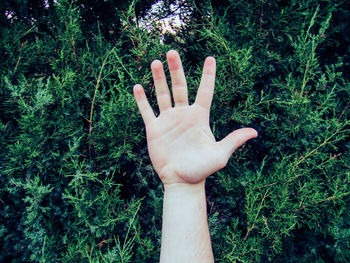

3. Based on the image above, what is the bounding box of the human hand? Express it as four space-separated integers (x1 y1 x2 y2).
133 50 257 185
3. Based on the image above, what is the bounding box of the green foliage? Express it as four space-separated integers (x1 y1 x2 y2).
1 0 349 262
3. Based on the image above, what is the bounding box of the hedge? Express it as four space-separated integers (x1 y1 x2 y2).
0 0 349 262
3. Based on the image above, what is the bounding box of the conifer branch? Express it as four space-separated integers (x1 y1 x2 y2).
14 41 27 72
88 47 115 153
65 18 77 61
255 173 306 190
14 55 22 73
40 235 46 262
293 122 350 171
113 50 137 82
257 151 346 190
244 187 270 240
299 58 310 100
296 191 350 212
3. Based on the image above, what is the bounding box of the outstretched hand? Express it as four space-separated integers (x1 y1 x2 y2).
134 50 257 185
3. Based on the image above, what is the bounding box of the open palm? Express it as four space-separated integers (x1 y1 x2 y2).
133 50 257 185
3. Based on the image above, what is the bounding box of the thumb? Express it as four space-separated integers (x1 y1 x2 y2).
217 128 258 156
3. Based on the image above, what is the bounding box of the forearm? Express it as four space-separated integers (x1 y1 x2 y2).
160 181 214 263
134 50 257 262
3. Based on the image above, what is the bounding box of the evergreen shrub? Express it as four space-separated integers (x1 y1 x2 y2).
0 0 349 262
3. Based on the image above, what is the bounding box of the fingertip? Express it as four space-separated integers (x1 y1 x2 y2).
240 128 258 141
151 59 162 68
249 128 258 139
218 127 258 156
166 49 179 58
151 60 165 81
203 56 216 75
167 50 180 70
205 56 216 65
133 84 142 91
133 84 143 97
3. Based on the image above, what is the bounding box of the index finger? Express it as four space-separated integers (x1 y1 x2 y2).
194 56 216 111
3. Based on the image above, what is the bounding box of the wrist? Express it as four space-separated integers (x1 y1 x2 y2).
163 181 206 201
157 166 211 186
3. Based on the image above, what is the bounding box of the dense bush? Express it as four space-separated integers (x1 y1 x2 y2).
0 0 349 262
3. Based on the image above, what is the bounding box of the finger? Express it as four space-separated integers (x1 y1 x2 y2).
151 60 172 112
133 84 156 125
217 128 258 157
195 56 216 111
167 50 188 106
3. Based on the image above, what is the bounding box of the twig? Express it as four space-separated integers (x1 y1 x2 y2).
258 5 264 37
10 179 19 187
255 172 307 190
88 47 115 154
65 19 77 61
14 41 28 72
296 191 350 212
292 123 350 171
299 59 310 100
244 187 270 240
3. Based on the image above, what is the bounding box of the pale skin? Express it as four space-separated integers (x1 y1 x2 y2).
133 50 258 263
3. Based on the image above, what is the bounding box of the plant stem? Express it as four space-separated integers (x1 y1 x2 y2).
88 47 115 153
